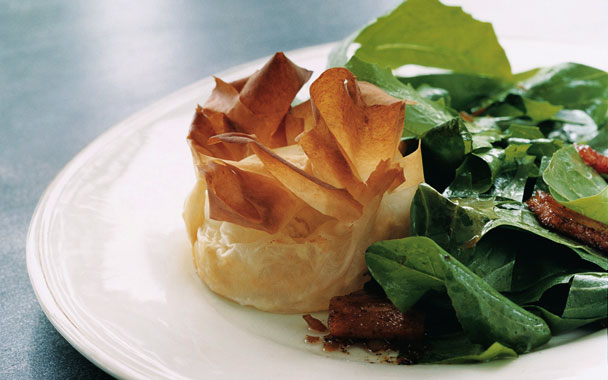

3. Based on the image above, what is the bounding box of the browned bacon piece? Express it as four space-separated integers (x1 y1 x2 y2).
526 191 608 253
575 144 608 174
328 290 425 340
302 314 328 333
459 111 474 122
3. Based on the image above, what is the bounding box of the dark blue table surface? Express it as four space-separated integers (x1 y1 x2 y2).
0 1 401 378
1 0 605 379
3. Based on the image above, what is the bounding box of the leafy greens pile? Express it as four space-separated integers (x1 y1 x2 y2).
330 0 608 364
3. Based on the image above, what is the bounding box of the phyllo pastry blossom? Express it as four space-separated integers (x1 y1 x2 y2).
184 52 423 313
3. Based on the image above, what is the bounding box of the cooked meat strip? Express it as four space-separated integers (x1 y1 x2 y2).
302 314 328 332
459 111 474 122
304 335 321 344
328 290 425 340
526 191 608 253
575 144 608 174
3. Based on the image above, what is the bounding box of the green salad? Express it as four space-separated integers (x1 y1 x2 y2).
330 0 607 363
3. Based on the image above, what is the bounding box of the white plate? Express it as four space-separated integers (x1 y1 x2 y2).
27 42 607 380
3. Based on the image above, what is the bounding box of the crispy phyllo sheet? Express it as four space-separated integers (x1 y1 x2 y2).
188 63 411 235
188 52 312 162
209 133 364 223
199 159 302 234
526 191 608 253
183 52 424 312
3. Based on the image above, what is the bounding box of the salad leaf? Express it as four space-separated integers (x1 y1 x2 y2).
470 228 604 293
415 84 452 106
588 127 608 155
475 94 600 144
420 117 471 190
345 56 453 138
519 63 608 126
410 184 608 271
440 141 539 202
512 271 608 332
491 145 539 201
562 273 608 319
515 138 563 159
521 97 563 123
328 0 607 364
546 109 599 143
527 306 603 334
352 0 511 78
421 335 517 364
444 147 504 197
327 30 358 68
506 124 545 139
398 73 512 111
364 241 445 312
466 116 509 149
543 145 608 224
512 68 541 82
509 272 608 330
483 93 563 123
554 273 608 319
366 236 551 353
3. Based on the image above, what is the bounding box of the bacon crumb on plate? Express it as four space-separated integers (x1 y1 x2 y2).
302 314 328 332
